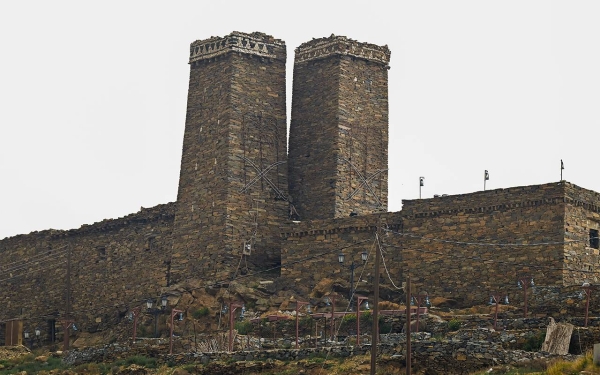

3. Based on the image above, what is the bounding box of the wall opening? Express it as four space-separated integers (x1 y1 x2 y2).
590 229 599 249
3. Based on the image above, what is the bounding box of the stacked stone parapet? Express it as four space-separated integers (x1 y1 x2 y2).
190 31 286 64
294 34 391 66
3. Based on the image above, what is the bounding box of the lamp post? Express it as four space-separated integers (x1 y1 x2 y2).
581 282 594 327
228 302 244 352
129 306 142 343
35 327 41 347
411 293 430 333
24 330 33 349
356 296 369 346
169 309 184 354
325 295 337 342
517 276 535 318
338 251 368 308
295 301 310 349
147 295 168 337
488 294 509 330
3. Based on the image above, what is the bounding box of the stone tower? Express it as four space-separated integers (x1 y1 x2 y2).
170 32 288 284
288 35 391 220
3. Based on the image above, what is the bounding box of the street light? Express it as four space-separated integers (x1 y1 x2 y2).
338 251 368 308
128 306 142 343
295 300 310 349
33 327 41 347
147 296 168 337
356 296 369 346
169 309 184 354
23 330 33 349
324 295 338 342
228 302 244 352
488 293 509 330
517 276 535 318
581 282 595 327
411 293 430 333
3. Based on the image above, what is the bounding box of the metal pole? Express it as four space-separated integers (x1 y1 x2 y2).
585 288 591 327
169 309 182 355
315 321 318 348
494 296 499 330
228 303 234 352
170 311 175 355
357 300 361 346
350 262 355 306
523 282 528 318
132 307 141 343
330 295 336 342
370 230 381 375
154 311 159 337
62 320 73 351
406 276 411 375
415 297 421 333
296 303 300 349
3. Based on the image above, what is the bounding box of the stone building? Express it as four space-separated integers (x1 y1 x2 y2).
1 31 599 343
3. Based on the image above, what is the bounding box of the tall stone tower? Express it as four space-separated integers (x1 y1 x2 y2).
170 32 288 284
288 35 391 220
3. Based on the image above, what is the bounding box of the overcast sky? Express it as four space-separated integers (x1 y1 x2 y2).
1 1 599 239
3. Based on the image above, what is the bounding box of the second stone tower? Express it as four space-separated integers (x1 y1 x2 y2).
288 35 391 220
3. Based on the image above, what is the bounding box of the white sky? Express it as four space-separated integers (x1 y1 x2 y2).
1 1 599 240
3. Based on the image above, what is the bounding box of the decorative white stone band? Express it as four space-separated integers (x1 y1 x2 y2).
295 35 391 65
189 32 285 63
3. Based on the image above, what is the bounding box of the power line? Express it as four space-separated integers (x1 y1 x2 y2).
0 260 67 284
0 249 68 277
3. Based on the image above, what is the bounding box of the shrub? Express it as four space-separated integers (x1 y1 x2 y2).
192 306 210 319
342 313 357 324
362 310 373 322
235 320 253 335
447 318 461 331
522 331 545 352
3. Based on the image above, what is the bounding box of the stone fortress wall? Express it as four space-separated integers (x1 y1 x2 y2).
1 31 600 343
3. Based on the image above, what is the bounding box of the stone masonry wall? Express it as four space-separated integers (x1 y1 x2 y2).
281 212 403 304
563 182 600 285
401 182 567 306
336 51 389 217
0 203 175 342
288 35 391 221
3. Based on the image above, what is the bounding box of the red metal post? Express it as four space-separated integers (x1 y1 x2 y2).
131 307 142 344
169 309 183 355
314 320 318 348
518 276 533 318
295 301 309 349
415 298 421 333
356 296 368 346
406 276 411 375
329 295 337 342
489 294 504 330
228 302 243 352
583 285 593 327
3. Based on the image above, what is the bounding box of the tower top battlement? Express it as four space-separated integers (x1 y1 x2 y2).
189 31 286 64
294 34 391 66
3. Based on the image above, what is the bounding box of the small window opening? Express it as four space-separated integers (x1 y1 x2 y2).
590 229 599 249
146 236 155 251
97 246 106 259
